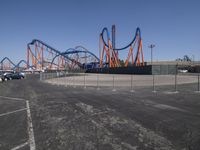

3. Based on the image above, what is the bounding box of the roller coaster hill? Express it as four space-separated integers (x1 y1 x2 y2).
1 25 147 74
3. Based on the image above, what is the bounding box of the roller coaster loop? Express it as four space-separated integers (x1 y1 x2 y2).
100 25 144 68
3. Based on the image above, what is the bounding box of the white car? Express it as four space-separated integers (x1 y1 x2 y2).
178 69 188 73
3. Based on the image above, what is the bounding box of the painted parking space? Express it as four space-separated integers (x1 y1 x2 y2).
0 96 35 150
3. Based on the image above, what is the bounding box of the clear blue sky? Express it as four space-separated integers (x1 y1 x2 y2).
0 0 200 63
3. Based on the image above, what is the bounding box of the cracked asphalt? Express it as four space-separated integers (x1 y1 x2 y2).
0 74 200 150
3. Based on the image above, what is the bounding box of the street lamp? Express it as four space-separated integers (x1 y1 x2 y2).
148 44 155 65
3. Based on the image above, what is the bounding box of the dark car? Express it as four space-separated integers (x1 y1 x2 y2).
3 73 13 80
10 72 25 80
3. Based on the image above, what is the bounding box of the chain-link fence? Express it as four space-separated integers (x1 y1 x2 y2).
40 72 200 93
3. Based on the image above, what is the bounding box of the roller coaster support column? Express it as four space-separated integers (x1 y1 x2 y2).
112 25 119 65
112 25 116 49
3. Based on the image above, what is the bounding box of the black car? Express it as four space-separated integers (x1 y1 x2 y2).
0 74 5 82
10 72 25 80
4 73 13 80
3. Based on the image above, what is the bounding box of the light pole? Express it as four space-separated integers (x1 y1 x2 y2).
148 44 155 65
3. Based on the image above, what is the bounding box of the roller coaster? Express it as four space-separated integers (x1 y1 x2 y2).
100 25 144 68
0 25 144 72
27 39 99 71
1 42 99 72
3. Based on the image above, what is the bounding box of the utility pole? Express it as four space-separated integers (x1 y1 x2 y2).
148 44 155 65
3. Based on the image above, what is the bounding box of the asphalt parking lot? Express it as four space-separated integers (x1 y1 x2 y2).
0 74 200 150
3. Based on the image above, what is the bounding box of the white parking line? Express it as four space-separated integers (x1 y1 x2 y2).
26 100 36 150
0 108 27 117
0 96 26 101
0 96 36 149
11 142 28 150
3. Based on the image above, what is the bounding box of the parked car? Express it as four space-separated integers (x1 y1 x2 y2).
178 69 188 73
0 74 5 82
10 72 25 80
3 73 13 80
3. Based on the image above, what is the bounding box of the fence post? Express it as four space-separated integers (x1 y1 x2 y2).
97 74 100 90
70 73 72 86
65 72 68 87
73 74 76 88
152 75 156 93
40 73 42 81
174 73 178 92
112 75 116 91
84 73 86 88
130 74 134 92
198 74 200 92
